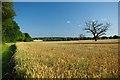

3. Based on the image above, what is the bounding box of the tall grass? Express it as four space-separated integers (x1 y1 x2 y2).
14 40 119 78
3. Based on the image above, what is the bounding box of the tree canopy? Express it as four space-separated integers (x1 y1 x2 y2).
84 20 111 41
2 2 16 21
2 2 33 42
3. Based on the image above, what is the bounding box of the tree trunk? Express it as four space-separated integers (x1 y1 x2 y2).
94 36 97 41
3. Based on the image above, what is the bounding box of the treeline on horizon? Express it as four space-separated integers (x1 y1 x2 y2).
2 2 33 43
33 35 120 41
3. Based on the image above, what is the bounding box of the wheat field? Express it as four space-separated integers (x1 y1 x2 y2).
14 39 119 78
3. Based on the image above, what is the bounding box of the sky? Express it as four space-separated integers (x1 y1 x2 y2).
4 0 120 2
13 2 118 38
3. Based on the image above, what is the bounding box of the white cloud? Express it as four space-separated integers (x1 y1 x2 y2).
101 18 108 22
92 20 96 22
78 25 81 27
66 20 70 24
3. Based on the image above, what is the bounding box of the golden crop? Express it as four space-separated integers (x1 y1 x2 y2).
14 39 119 78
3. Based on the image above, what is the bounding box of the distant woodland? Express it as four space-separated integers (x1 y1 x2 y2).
33 35 120 41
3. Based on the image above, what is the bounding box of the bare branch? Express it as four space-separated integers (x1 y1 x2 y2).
84 20 111 41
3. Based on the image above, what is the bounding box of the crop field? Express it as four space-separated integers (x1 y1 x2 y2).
14 39 119 78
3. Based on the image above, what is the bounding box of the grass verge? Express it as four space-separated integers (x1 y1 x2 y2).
2 43 16 79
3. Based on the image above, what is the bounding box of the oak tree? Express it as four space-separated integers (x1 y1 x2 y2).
85 20 111 41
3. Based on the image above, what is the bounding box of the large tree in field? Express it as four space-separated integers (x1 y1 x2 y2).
84 20 111 41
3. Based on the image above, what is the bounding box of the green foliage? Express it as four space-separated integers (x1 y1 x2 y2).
33 37 94 41
34 35 119 41
17 32 25 41
2 2 18 42
2 2 16 21
101 36 108 39
2 43 16 79
2 2 32 42
23 33 33 42
2 18 21 42
113 35 119 39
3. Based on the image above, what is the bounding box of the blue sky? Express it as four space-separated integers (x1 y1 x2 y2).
10 0 120 2
13 2 118 37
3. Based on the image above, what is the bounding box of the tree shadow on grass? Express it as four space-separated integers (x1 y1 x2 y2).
2 44 16 80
